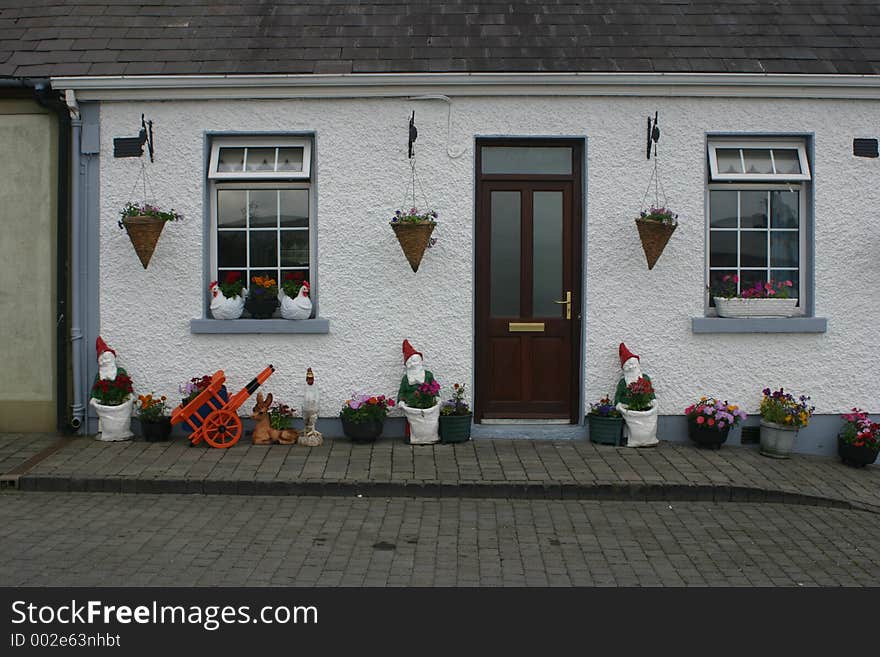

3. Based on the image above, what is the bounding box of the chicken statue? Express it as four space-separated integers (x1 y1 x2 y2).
209 276 247 320
280 280 312 320
299 367 323 446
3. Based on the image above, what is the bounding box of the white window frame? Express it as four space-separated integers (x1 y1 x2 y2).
208 137 312 180
708 139 811 182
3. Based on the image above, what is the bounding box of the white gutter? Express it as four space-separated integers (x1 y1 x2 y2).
49 72 880 101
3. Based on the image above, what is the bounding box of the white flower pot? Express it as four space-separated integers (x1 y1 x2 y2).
399 401 440 445
759 420 798 459
714 297 798 318
619 403 659 447
90 398 133 441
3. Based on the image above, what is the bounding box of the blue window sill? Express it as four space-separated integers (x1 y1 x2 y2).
691 317 827 334
190 318 330 334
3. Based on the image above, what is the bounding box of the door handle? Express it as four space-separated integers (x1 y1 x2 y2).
552 291 572 320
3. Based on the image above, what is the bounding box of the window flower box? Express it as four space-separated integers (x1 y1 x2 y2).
714 297 798 318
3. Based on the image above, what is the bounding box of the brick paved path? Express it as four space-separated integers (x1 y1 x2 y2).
2 492 879 586
4 434 878 512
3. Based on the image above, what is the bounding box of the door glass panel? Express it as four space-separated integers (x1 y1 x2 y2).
490 191 521 317
532 191 563 317
248 189 278 227
482 147 572 175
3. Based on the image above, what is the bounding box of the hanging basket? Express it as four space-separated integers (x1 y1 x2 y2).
635 218 676 270
390 221 435 273
122 214 166 269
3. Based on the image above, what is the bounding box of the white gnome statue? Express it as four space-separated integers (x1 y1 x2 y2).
89 336 134 441
397 339 440 445
613 342 659 447
299 367 323 446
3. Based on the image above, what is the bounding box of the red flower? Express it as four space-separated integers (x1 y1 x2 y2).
224 271 241 284
387 399 395 407
708 418 715 427
696 416 705 425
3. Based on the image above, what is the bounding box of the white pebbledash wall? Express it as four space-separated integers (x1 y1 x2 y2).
97 94 880 431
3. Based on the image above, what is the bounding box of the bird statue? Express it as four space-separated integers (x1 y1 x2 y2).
209 281 246 320
299 367 323 446
280 280 313 320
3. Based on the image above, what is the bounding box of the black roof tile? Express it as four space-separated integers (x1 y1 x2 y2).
0 1 879 78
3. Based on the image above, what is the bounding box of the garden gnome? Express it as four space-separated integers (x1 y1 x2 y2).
89 336 134 441
299 367 323 447
397 339 440 445
96 336 120 381
613 342 659 447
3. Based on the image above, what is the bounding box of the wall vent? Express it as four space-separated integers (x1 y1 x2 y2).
853 138 879 158
740 426 760 444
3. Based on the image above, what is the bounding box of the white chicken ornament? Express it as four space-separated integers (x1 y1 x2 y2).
280 280 313 320
209 281 246 320
299 367 323 446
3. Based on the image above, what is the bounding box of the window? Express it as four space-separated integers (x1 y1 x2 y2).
208 137 313 319
707 138 810 313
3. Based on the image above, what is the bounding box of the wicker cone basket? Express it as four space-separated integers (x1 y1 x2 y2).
390 221 436 272
122 214 166 269
635 218 676 270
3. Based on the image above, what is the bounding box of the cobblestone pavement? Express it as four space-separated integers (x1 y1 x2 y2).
3 434 878 512
2 492 879 586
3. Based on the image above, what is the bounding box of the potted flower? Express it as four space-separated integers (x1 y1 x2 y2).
177 374 228 434
587 395 623 446
399 378 441 445
635 205 678 270
390 207 438 272
209 272 247 320
118 201 182 269
89 370 134 441
684 397 747 449
246 275 279 318
136 392 171 442
838 408 880 468
279 271 312 320
615 376 659 447
759 387 814 458
339 393 395 443
439 383 472 443
713 275 797 318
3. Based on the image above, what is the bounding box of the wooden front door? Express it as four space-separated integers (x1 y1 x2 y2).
475 140 582 422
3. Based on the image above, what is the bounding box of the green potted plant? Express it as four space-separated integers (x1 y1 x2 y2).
119 201 182 269
713 275 797 318
635 205 677 270
684 397 747 449
390 207 438 272
136 392 171 442
439 383 472 443
245 275 279 318
587 395 623 446
837 408 879 468
759 387 814 458
90 370 134 441
340 393 395 443
209 272 246 320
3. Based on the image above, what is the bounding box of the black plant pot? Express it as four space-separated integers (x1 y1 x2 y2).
838 436 879 468
141 416 172 442
687 417 730 449
341 417 384 443
246 294 279 319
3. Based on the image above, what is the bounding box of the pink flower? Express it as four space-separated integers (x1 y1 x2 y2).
696 416 705 425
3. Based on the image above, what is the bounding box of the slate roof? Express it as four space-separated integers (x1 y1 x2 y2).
1 1 879 78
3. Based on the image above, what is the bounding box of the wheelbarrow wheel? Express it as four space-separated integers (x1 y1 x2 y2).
203 410 242 448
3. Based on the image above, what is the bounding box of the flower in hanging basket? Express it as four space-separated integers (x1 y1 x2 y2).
118 202 182 269
391 207 438 224
635 206 678 270
119 202 183 225
638 205 678 226
389 208 438 272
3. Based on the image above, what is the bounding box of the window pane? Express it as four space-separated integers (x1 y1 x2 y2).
716 148 742 174
482 147 572 175
280 231 309 267
710 190 737 228
248 189 278 228
708 269 737 305
742 148 773 174
771 190 799 229
770 232 798 268
770 270 799 299
280 190 309 227
532 192 563 317
249 231 277 266
709 231 737 268
772 149 801 175
740 191 768 228
739 270 766 295
277 147 304 172
249 270 278 292
217 231 246 267
217 190 247 227
740 231 767 267
490 191 521 317
245 147 276 172
217 147 244 173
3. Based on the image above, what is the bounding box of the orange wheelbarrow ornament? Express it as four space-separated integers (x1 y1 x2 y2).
171 365 275 448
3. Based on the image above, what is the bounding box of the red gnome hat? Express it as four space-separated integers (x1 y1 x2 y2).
402 339 422 364
96 336 116 358
619 342 639 367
